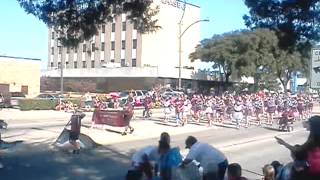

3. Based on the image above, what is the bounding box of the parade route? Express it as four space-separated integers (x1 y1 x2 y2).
0 106 318 179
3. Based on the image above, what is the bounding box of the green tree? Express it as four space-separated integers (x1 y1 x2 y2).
243 0 320 50
243 0 320 81
17 0 160 47
191 29 304 92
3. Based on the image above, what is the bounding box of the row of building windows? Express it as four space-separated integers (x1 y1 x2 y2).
52 20 136 40
52 39 137 55
51 59 137 68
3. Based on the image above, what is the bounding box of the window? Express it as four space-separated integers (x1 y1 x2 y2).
111 41 115 50
51 47 54 55
136 91 142 96
74 62 78 68
67 47 70 54
121 59 125 67
122 40 126 50
133 39 137 49
101 60 104 64
50 62 54 67
112 23 115 32
91 43 95 52
111 59 115 63
101 42 105 51
133 22 137 30
74 47 78 53
66 61 69 68
102 24 105 33
122 22 126 31
82 61 87 68
58 62 61 68
91 60 95 68
83 44 86 52
58 46 62 54
132 58 136 67
51 32 54 39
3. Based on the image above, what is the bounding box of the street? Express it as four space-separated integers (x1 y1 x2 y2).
0 108 314 179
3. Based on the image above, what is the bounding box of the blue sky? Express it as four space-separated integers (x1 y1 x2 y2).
0 0 248 70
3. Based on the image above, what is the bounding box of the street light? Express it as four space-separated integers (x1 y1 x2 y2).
178 19 209 90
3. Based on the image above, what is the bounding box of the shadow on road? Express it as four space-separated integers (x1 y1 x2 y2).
1 141 132 180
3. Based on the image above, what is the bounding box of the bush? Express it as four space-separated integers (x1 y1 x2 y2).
19 98 82 111
19 99 57 111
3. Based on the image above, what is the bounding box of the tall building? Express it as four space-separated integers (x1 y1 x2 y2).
45 0 204 92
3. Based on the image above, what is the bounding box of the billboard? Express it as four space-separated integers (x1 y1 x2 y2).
311 48 320 89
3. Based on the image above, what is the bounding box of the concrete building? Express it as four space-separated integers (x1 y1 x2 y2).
44 0 207 92
0 55 41 97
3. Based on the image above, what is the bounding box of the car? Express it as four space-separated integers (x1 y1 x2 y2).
35 93 64 101
0 93 4 108
9 92 26 108
119 90 149 107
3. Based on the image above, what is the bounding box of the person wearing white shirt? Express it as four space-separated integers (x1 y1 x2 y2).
181 136 228 180
127 146 160 180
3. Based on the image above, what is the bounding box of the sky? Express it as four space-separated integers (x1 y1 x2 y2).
0 0 249 70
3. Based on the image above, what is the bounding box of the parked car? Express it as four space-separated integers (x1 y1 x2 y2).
119 90 148 107
35 93 64 101
0 93 4 108
10 92 26 108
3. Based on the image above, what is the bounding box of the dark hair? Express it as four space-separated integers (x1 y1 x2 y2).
270 161 283 177
158 140 170 153
185 136 197 147
299 116 320 153
160 132 170 144
228 163 242 178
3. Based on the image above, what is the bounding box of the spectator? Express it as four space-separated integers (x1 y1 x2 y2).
126 145 159 180
262 164 275 180
158 133 182 180
276 116 320 179
181 136 228 180
227 163 247 180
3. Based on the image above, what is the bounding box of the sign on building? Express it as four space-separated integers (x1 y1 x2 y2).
311 48 320 89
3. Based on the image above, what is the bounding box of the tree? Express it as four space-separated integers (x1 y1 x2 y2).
272 49 303 90
190 32 243 83
17 0 160 47
190 28 304 92
238 29 304 91
243 0 320 50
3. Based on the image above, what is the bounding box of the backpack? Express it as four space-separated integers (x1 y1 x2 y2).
307 147 320 174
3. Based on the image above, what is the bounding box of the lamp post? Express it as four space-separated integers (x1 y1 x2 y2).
178 19 209 90
60 58 64 96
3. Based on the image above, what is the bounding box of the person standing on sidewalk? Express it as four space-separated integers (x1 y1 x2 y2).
181 136 228 180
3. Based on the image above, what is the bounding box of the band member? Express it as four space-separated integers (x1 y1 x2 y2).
266 95 276 125
205 98 214 127
123 100 135 135
163 97 172 123
143 94 152 118
174 97 184 126
242 96 252 128
297 94 305 121
253 95 263 126
233 99 243 129
182 98 192 126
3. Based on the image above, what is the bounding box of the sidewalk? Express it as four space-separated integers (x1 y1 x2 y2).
0 108 164 121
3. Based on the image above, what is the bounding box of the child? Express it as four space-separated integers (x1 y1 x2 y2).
227 163 247 180
262 164 275 180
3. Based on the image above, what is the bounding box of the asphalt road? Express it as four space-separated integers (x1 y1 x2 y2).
0 117 309 180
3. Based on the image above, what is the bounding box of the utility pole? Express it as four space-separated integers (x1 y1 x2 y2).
60 57 64 96
178 19 209 90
